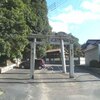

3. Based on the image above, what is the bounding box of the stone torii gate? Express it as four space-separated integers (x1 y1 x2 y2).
28 33 75 79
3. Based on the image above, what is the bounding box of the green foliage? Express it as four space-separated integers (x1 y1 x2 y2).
0 55 8 66
36 45 46 58
69 34 84 57
46 43 53 50
22 0 51 59
30 0 51 58
0 0 31 58
0 0 51 60
74 46 84 57
31 0 51 34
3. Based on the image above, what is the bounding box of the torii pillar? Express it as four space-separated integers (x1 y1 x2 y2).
30 38 36 79
61 39 66 73
69 43 74 78
98 44 100 61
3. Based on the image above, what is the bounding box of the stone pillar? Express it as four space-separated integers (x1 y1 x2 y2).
69 44 74 78
61 39 66 73
30 38 36 79
98 44 100 61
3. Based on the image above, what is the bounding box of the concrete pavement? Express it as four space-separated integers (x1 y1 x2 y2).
0 65 100 100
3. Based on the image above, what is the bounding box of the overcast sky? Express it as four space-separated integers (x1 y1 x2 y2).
46 0 100 44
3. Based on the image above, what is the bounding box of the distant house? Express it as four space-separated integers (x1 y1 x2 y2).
82 39 100 66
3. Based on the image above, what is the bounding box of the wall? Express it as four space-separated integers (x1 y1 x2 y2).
85 46 99 66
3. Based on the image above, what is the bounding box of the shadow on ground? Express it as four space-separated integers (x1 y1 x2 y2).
0 65 100 84
47 65 100 77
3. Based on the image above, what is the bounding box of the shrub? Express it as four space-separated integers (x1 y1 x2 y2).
98 61 100 68
89 60 100 68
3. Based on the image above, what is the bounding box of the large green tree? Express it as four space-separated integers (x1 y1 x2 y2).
0 0 31 59
22 0 51 59
30 0 51 58
31 0 51 34
0 0 51 60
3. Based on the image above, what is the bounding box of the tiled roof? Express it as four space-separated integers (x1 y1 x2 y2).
82 39 100 50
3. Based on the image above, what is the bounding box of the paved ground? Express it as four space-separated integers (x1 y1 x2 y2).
0 65 100 100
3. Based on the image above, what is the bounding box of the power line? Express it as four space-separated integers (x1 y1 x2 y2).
46 0 67 17
47 0 67 12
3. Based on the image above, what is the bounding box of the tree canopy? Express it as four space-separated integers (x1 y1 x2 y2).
0 0 51 59
30 0 51 34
